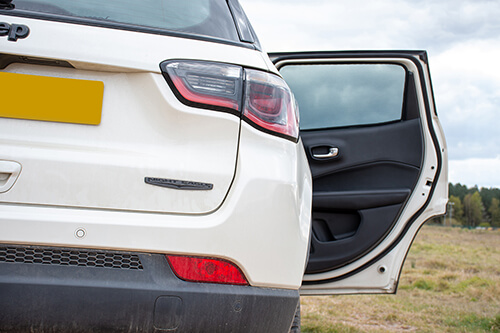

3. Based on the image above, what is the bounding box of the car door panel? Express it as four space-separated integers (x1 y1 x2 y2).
270 51 448 294
306 119 423 186
304 119 422 273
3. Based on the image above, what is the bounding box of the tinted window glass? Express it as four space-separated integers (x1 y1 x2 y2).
279 64 406 130
13 0 240 42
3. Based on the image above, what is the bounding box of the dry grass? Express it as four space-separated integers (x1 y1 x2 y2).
301 225 500 332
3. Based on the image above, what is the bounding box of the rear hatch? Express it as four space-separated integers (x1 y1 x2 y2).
0 0 265 214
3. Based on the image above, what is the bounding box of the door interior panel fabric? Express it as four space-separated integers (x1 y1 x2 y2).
308 204 404 273
302 119 423 274
306 119 423 179
313 163 420 193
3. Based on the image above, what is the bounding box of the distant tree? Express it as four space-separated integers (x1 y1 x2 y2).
463 192 484 227
448 195 464 225
449 183 469 202
489 198 500 227
446 183 500 226
480 187 500 214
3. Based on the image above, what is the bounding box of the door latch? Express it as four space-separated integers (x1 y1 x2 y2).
311 147 339 160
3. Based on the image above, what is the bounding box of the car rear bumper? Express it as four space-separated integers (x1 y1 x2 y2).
0 245 299 333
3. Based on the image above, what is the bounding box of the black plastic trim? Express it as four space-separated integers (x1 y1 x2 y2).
270 51 442 285
227 0 254 43
0 245 144 270
0 9 258 50
226 0 261 50
402 72 420 120
0 52 74 69
313 189 411 210
301 118 403 134
0 248 299 332
269 50 430 64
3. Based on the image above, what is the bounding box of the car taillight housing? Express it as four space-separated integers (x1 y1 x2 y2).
161 60 243 114
166 255 248 285
243 69 299 141
161 60 299 142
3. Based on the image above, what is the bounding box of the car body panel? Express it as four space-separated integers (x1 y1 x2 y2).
0 15 269 215
0 122 312 289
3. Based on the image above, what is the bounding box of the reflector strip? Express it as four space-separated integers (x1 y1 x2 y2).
0 72 103 125
166 255 248 285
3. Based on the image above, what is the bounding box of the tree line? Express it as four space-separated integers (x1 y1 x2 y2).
445 183 500 227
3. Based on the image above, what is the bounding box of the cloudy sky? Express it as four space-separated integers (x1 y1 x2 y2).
240 0 500 188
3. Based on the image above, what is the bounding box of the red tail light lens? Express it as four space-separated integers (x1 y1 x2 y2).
161 60 299 142
166 255 248 285
161 61 243 114
248 82 284 118
243 69 299 141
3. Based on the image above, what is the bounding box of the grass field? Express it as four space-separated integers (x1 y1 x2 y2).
301 224 500 332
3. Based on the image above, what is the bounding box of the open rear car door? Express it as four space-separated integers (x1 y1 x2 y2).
270 51 448 294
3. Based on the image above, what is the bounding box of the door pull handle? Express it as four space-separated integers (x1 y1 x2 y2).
313 147 339 159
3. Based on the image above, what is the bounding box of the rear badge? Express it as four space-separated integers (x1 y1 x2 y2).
0 22 30 41
145 177 213 191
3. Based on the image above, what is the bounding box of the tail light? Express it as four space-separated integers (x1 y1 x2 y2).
161 61 243 114
243 69 299 141
161 60 299 142
166 255 248 285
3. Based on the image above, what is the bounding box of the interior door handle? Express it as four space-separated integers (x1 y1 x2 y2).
0 160 22 193
313 147 339 159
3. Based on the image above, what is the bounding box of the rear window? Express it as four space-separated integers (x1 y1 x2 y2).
11 0 240 42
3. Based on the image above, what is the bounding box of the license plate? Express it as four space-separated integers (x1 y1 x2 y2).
0 71 104 125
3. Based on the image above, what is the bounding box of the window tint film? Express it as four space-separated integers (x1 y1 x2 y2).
279 64 406 130
13 0 240 42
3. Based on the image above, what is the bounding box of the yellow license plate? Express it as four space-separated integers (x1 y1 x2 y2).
0 71 104 125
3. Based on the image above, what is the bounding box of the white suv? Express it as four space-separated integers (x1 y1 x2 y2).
0 0 448 332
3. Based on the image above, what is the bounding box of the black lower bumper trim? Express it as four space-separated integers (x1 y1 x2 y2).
0 247 298 332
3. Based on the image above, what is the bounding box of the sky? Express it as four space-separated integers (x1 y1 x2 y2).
240 0 500 189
